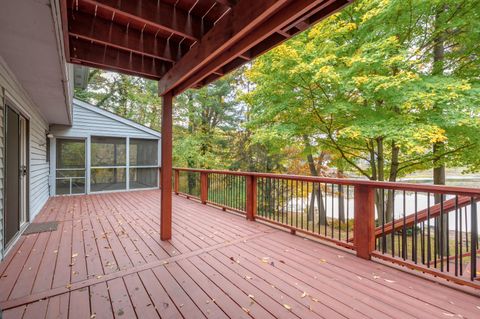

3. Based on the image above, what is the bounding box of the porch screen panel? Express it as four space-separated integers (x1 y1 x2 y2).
91 136 126 192
56 139 86 195
129 138 158 189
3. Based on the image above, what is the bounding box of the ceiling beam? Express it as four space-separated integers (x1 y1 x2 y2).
80 0 211 41
69 11 188 63
164 0 350 95
70 38 170 80
215 0 238 7
158 0 290 95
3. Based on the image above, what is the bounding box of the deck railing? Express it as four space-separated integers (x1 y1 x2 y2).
172 167 479 288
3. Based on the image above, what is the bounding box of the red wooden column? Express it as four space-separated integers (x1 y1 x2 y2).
354 185 375 259
160 92 173 240
246 175 257 221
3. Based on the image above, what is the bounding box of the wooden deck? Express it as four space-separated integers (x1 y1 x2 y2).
0 190 478 319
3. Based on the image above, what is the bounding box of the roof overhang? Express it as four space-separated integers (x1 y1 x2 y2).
60 0 352 96
0 0 73 125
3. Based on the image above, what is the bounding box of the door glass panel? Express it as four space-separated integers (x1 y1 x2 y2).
56 139 86 195
6 107 20 244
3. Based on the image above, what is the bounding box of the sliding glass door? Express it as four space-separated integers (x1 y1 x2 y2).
56 139 86 195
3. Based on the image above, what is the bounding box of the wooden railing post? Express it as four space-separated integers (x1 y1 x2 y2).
174 169 179 195
200 172 208 204
246 175 257 221
354 185 375 260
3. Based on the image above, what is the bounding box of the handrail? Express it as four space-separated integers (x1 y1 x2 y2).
173 167 480 196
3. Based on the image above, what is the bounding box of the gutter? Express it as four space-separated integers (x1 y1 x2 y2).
49 0 73 125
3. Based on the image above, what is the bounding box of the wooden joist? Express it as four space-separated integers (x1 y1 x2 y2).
158 0 351 95
157 0 290 95
70 38 170 80
80 0 211 41
69 11 188 63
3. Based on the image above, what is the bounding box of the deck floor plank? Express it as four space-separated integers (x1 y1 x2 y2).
0 190 478 319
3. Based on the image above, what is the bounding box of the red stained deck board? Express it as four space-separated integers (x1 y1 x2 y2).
0 190 478 319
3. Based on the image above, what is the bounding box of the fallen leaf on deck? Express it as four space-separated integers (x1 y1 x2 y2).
244 275 253 280
283 304 292 310
72 253 78 258
384 279 396 283
248 294 255 299
261 257 270 263
90 314 96 319
442 313 455 317
242 307 250 314
373 275 380 280
319 259 327 263
301 292 308 298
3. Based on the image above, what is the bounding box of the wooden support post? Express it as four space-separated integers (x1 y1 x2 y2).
354 185 375 260
160 93 173 241
174 169 179 195
246 175 257 221
200 172 208 204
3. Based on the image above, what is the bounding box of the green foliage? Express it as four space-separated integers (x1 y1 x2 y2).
245 0 480 180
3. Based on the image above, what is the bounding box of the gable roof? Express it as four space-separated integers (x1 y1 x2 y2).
73 98 161 138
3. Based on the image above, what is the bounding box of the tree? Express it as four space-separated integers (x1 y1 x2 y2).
244 0 480 225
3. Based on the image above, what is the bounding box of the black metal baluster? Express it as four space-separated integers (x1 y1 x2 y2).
471 198 477 281
455 196 459 276
301 181 304 230
346 185 350 243
460 205 463 276
306 182 310 230
382 188 386 254
391 190 395 258
440 194 444 272
427 193 431 268
324 183 328 236
413 192 418 264
402 190 406 260
295 179 298 229
331 184 334 239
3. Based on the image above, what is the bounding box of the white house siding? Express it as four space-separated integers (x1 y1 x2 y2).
52 100 161 139
0 57 51 258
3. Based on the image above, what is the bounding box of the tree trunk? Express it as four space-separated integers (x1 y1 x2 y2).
304 136 326 225
432 6 448 256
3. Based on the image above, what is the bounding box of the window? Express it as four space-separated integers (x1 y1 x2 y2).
90 136 126 192
129 138 158 189
56 139 86 195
